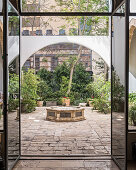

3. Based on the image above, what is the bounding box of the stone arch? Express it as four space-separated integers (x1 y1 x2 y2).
129 19 136 92
23 42 107 72
21 36 110 67
129 18 136 47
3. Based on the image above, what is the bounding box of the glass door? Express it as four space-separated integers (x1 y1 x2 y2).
111 3 127 170
7 2 20 169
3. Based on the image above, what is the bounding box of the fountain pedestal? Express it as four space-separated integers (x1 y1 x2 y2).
46 106 85 122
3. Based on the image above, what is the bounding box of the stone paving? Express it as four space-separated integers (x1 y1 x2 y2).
14 159 119 170
21 107 111 156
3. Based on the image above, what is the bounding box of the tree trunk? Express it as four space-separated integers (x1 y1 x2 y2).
66 17 87 96
66 64 74 95
66 46 82 96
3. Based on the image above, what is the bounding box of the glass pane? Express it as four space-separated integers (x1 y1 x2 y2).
0 15 4 168
112 7 126 170
0 16 3 131
129 16 136 130
0 0 2 12
21 0 111 12
22 16 109 36
21 15 111 156
8 3 20 169
130 0 136 13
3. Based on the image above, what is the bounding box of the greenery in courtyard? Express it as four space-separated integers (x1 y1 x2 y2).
86 75 111 114
9 62 112 114
37 62 92 106
129 92 136 126
21 69 38 113
8 74 19 112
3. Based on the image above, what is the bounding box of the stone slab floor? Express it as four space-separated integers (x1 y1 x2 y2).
14 159 119 170
21 107 111 155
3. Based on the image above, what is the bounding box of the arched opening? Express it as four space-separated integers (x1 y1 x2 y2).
129 28 136 79
21 42 111 156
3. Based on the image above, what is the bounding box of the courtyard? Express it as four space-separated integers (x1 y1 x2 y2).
21 107 111 156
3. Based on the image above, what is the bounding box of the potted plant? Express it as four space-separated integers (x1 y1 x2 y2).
88 96 94 107
62 97 70 106
129 104 136 126
37 97 44 107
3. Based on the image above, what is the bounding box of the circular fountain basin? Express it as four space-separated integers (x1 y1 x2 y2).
46 106 85 122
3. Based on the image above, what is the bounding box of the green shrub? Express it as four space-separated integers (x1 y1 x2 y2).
9 74 19 94
92 98 110 114
73 99 87 106
21 99 36 113
112 71 125 112
21 69 39 112
8 98 19 112
129 104 136 126
129 92 136 103
87 74 111 114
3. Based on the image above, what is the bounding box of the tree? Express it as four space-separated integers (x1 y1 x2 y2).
53 62 70 91
21 69 38 100
22 0 50 35
9 16 19 36
37 68 52 87
54 0 109 95
22 0 109 94
72 63 91 93
9 74 19 95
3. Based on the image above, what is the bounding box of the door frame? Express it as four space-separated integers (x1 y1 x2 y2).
2 0 131 170
3 0 21 169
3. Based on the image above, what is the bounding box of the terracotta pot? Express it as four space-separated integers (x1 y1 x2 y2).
65 99 70 107
89 101 93 107
62 98 66 106
37 101 43 107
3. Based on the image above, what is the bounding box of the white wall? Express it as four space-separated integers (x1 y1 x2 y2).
8 36 19 64
130 0 136 12
112 16 125 85
129 25 136 93
21 36 111 67
0 0 2 12
113 15 136 93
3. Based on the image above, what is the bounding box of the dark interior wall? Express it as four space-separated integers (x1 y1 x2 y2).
9 0 18 11
113 0 124 11
127 132 136 160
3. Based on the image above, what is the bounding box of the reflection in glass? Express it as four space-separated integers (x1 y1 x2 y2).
112 14 126 169
129 16 136 130
0 16 3 131
130 0 136 13
22 0 110 12
0 0 2 12
0 15 4 168
8 3 20 169
22 16 109 36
